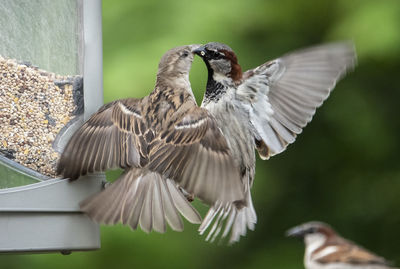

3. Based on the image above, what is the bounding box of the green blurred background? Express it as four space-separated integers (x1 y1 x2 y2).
2 0 400 268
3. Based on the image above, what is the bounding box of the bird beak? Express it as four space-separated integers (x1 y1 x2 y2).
192 45 207 58
285 226 305 238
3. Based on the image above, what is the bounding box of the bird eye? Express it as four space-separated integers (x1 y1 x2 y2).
206 49 223 59
181 51 189 58
309 227 317 233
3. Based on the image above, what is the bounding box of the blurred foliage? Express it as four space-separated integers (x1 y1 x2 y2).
2 0 400 268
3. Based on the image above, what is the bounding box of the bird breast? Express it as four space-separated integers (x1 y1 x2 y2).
203 92 255 177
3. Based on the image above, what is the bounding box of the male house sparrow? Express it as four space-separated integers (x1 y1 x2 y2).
286 221 398 269
194 42 356 243
57 45 244 233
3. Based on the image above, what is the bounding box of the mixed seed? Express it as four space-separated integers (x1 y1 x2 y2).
0 55 83 177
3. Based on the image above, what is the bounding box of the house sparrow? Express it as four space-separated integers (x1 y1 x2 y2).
57 45 244 233
286 221 398 269
194 42 356 243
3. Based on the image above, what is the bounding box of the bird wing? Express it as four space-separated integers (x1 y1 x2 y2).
57 98 146 179
57 98 244 204
58 96 244 205
148 105 244 205
315 244 391 267
238 42 356 159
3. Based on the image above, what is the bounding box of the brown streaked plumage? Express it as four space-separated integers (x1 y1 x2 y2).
57 45 244 234
287 221 398 269
194 42 356 244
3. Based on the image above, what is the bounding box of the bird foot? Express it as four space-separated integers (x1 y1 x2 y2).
102 181 111 189
179 186 194 202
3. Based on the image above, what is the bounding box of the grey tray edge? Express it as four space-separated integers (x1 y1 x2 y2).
0 212 101 253
0 155 50 182
0 175 105 211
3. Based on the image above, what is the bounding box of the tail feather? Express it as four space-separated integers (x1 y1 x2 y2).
80 169 202 233
159 178 184 231
151 177 166 233
209 204 232 243
221 207 236 238
199 203 221 233
205 205 226 242
139 178 155 232
126 175 149 230
199 190 257 244
166 179 203 224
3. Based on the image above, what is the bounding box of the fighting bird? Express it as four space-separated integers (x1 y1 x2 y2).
286 221 398 269
194 42 356 243
57 45 244 234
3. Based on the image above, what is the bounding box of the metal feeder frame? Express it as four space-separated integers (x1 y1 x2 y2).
0 0 104 254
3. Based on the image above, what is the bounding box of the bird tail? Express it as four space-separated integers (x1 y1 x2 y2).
80 168 202 233
198 187 257 244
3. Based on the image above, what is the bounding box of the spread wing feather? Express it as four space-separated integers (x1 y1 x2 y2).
59 97 244 207
57 98 144 179
238 42 356 159
149 107 244 205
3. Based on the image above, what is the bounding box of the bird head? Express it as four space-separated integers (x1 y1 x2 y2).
157 44 202 79
286 221 336 246
193 42 242 83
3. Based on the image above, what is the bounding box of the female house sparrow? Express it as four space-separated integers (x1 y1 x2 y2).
57 45 244 233
194 42 356 243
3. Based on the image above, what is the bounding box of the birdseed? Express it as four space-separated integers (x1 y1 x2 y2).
0 55 83 177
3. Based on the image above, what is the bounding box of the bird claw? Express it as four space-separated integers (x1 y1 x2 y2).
179 186 194 202
102 181 111 189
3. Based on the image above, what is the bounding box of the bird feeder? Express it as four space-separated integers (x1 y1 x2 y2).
0 0 104 253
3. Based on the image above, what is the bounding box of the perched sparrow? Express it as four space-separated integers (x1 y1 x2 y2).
286 221 398 269
194 42 356 243
57 45 244 233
